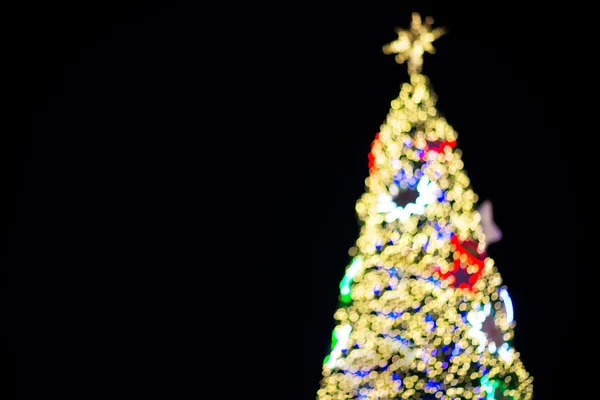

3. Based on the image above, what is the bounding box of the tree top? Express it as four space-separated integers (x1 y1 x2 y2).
382 12 445 75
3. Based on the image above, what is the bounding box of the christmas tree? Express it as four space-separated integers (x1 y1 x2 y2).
317 13 533 400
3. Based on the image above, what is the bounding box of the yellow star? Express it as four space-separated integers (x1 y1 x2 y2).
382 12 445 75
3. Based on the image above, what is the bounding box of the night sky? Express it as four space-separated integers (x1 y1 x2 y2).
2 1 589 399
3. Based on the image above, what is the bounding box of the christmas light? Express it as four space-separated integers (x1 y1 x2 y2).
375 175 439 223
317 12 533 400
339 257 365 303
499 288 514 324
325 324 352 368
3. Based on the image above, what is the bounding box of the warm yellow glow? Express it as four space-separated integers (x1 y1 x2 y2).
382 13 446 75
318 13 533 400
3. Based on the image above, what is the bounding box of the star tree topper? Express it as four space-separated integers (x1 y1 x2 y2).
382 12 445 75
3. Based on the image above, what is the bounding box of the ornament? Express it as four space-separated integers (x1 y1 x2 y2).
418 139 456 161
368 132 382 174
435 234 486 291
478 199 502 248
376 171 440 223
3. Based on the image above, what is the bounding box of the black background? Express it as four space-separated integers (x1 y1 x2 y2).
2 1 589 399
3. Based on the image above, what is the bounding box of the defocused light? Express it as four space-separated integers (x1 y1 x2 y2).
325 324 352 368
499 288 514 324
318 12 533 400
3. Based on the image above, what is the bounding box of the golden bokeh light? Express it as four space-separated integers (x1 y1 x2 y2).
318 13 533 400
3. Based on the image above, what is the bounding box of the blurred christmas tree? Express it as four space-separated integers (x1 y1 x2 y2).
317 13 533 400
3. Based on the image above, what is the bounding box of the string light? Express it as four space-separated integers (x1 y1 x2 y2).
318 13 533 400
499 288 514 325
